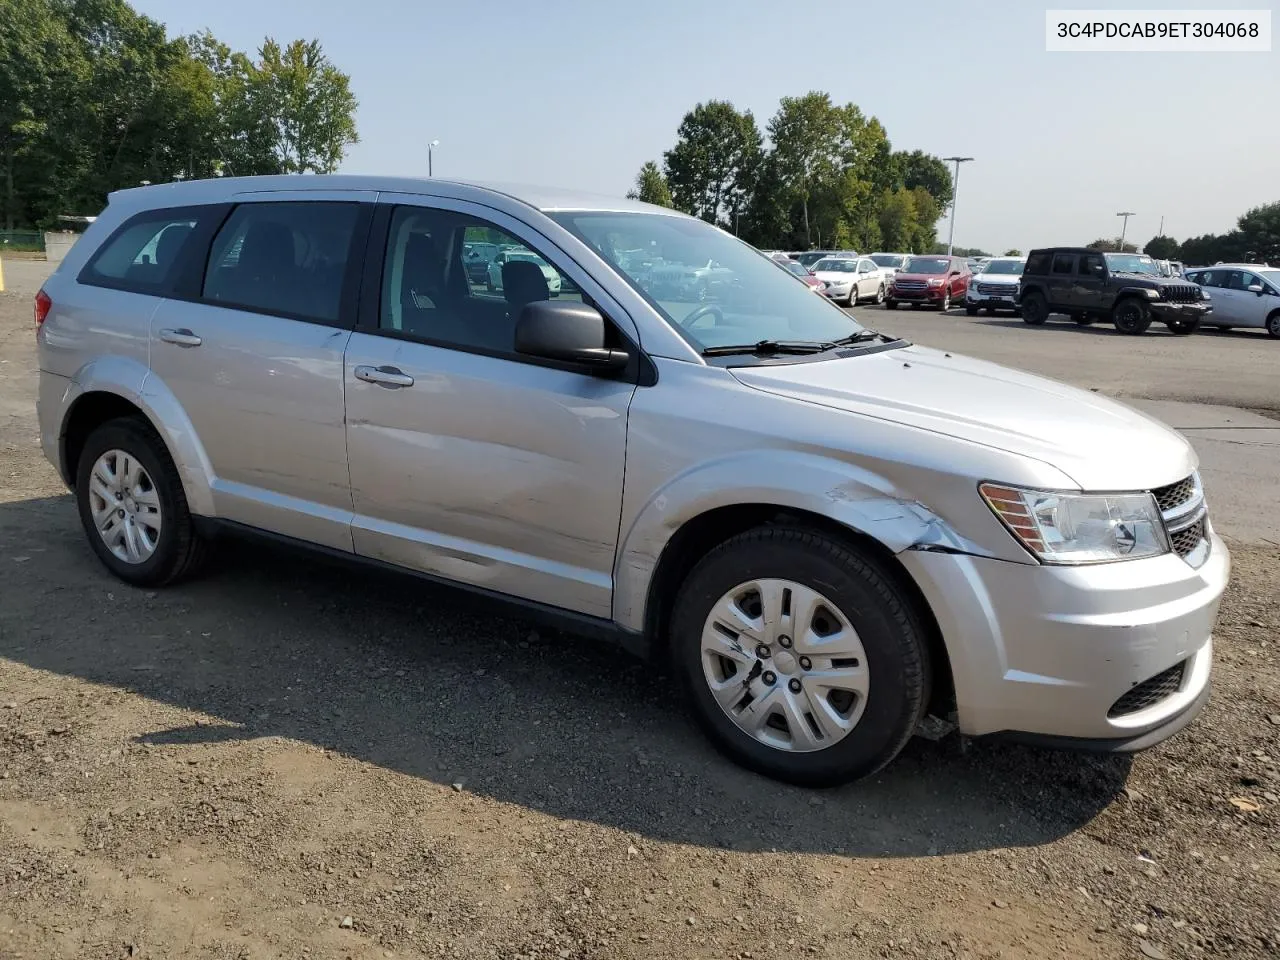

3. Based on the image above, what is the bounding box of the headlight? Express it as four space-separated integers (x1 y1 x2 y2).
1199 289 1211 300
1144 288 1160 299
928 278 945 287
979 483 1169 564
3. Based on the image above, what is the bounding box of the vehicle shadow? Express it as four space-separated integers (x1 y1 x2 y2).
0 494 1132 859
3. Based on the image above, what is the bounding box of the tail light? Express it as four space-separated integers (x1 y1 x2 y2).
35 289 52 328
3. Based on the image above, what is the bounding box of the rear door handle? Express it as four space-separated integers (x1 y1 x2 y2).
354 364 414 388
158 328 202 347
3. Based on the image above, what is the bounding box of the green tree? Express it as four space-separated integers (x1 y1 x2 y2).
893 149 953 211
1143 235 1180 259
662 100 761 228
1236 202 1280 263
1003 248 1021 256
626 160 673 208
1087 238 1138 252
256 38 358 174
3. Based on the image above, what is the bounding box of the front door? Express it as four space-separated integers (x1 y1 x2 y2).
148 194 372 550
342 199 640 618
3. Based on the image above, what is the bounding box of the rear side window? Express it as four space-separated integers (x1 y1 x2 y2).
80 210 202 292
202 202 361 324
1051 253 1076 275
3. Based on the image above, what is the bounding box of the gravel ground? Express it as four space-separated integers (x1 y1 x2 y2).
1 258 1277 960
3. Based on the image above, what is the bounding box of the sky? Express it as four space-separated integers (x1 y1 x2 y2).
132 0 1279 254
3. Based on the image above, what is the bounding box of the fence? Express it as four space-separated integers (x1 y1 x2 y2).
0 230 45 253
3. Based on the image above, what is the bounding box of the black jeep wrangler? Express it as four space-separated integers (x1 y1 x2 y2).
1018 248 1212 335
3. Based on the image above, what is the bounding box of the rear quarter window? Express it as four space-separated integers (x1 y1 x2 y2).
79 208 209 293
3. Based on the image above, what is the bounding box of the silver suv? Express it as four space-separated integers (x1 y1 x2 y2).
35 176 1229 786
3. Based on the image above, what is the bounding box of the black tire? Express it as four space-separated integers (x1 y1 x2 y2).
1021 291 1048 325
1074 313 1095 326
875 284 885 305
1166 317 1200 335
1112 297 1152 335
885 299 898 310
940 289 951 312
965 305 977 316
1267 311 1280 338
670 526 931 787
75 417 206 587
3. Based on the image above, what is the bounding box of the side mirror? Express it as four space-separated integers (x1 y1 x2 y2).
1248 283 1264 295
515 300 629 372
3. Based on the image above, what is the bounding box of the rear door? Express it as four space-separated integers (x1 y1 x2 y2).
1073 252 1107 312
148 191 373 550
1047 252 1077 309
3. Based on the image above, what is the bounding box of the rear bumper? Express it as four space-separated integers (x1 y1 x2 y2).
898 527 1229 746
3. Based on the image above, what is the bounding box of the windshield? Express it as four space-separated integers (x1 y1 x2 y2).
1105 253 1161 276
870 254 905 268
549 212 865 350
982 259 1025 275
1257 269 1280 288
814 259 857 272
796 252 826 267
902 257 951 274
781 260 809 278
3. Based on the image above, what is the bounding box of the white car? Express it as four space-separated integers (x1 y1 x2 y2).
488 248 562 296
965 256 1026 315
867 252 910 276
1184 264 1280 337
812 256 889 306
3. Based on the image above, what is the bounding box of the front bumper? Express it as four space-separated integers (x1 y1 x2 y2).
823 285 853 300
966 288 1020 310
889 286 945 302
1150 301 1212 320
898 527 1229 746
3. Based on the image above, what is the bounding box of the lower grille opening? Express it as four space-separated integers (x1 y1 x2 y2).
1171 518 1206 558
1108 660 1187 718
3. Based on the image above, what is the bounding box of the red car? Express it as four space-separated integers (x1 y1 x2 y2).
772 254 826 293
885 255 970 311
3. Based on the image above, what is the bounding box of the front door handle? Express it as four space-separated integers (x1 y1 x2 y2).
354 364 414 388
158 328 202 347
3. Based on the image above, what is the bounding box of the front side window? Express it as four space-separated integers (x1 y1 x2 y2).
1079 253 1105 276
82 210 201 291
379 206 588 355
203 202 360 323
549 212 866 351
1226 270 1257 291
1051 254 1076 275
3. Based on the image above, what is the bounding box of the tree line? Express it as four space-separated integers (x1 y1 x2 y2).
1 0 359 230
627 93 955 254
1140 202 1280 265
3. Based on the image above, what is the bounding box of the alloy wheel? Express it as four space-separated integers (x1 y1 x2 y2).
87 449 163 564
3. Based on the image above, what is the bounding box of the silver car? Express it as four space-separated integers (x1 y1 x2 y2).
35 176 1228 786
1184 264 1280 337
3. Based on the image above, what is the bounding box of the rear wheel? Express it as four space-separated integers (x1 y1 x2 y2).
1267 311 1280 338
1112 297 1152 335
1021 291 1048 325
75 417 205 586
671 526 930 786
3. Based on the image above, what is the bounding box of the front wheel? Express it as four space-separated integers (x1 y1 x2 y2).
671 527 930 786
940 289 951 312
75 417 206 586
1112 298 1152 335
874 284 885 304
1021 291 1048 325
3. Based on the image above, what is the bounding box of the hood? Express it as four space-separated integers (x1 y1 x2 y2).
1111 271 1162 286
891 271 947 282
729 344 1196 490
813 269 856 283
973 273 1020 285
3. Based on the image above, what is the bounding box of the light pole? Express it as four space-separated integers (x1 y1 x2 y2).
943 157 974 256
1116 211 1135 251
428 139 439 177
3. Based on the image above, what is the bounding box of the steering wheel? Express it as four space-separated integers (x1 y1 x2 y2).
680 303 723 330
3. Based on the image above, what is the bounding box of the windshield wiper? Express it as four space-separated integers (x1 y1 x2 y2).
701 339 837 357
829 330 886 344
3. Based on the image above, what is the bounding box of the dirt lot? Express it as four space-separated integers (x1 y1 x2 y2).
1 258 1277 960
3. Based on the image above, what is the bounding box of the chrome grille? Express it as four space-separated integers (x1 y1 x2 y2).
976 282 1017 296
1171 517 1206 558
894 280 927 290
1159 284 1200 304
1152 476 1197 512
1108 661 1186 718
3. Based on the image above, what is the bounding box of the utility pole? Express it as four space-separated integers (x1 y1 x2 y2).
1116 211 1135 251
1158 214 1164 237
428 139 439 177
943 157 974 256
